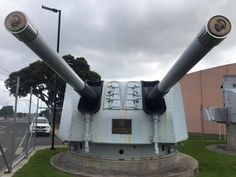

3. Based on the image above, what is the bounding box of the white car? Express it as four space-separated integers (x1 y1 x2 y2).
30 116 51 136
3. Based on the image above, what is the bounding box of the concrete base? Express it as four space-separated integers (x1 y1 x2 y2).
51 151 198 177
207 144 236 156
227 124 236 151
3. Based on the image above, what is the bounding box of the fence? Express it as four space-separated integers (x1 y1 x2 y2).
0 84 39 173
0 116 37 173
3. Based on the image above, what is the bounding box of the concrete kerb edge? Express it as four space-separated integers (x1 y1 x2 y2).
0 145 67 177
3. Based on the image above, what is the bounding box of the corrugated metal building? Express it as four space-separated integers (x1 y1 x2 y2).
180 63 236 135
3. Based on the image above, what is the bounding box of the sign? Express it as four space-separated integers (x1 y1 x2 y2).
112 119 132 134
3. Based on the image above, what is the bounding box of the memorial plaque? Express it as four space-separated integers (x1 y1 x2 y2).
112 119 132 134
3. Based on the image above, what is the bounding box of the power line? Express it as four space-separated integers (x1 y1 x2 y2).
0 71 8 77
0 76 7 81
0 72 8 81
0 67 10 79
0 66 10 80
0 66 10 74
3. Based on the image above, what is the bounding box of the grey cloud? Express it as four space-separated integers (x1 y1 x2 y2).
0 0 236 110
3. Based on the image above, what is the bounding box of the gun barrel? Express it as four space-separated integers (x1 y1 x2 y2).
5 11 85 92
5 11 101 113
142 15 231 115
5 11 86 92
158 15 231 93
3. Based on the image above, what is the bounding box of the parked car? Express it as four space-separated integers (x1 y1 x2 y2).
30 116 51 136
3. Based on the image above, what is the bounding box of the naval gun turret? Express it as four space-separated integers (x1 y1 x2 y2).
5 11 231 176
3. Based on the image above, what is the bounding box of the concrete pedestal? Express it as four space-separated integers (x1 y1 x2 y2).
207 144 236 156
206 124 236 155
50 151 198 177
227 124 236 151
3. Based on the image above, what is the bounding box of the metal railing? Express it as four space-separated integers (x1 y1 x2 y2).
0 88 38 173
0 117 37 173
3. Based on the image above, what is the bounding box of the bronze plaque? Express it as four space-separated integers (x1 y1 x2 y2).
112 119 132 134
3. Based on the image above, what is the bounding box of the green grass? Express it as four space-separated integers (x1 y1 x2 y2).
13 148 75 177
178 140 236 177
13 139 236 177
188 133 226 141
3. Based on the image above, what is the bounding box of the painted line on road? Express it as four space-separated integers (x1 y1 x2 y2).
15 147 23 155
15 130 28 156
0 125 6 130
17 130 27 147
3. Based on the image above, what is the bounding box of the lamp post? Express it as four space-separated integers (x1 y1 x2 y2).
42 5 61 150
42 5 61 53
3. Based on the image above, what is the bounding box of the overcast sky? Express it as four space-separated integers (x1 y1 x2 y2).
0 0 236 112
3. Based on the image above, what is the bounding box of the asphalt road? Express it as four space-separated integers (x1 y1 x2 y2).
0 119 62 171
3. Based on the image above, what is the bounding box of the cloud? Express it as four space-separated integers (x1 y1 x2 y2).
1 0 236 111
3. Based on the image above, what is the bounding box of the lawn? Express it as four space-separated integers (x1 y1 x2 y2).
178 140 236 177
13 138 236 177
13 148 75 177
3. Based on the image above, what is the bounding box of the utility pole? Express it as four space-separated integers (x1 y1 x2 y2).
9 76 20 172
26 87 33 158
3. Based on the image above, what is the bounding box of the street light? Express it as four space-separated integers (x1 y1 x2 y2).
42 5 61 150
42 5 61 53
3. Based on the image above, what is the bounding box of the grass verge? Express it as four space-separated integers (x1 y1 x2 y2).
13 148 75 177
13 139 236 177
178 140 236 177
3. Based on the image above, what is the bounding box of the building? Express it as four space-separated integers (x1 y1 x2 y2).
180 63 236 135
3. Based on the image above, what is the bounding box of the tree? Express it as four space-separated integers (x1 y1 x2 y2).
0 105 14 119
5 54 101 109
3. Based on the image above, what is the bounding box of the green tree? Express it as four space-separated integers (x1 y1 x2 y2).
0 105 14 119
5 54 101 109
